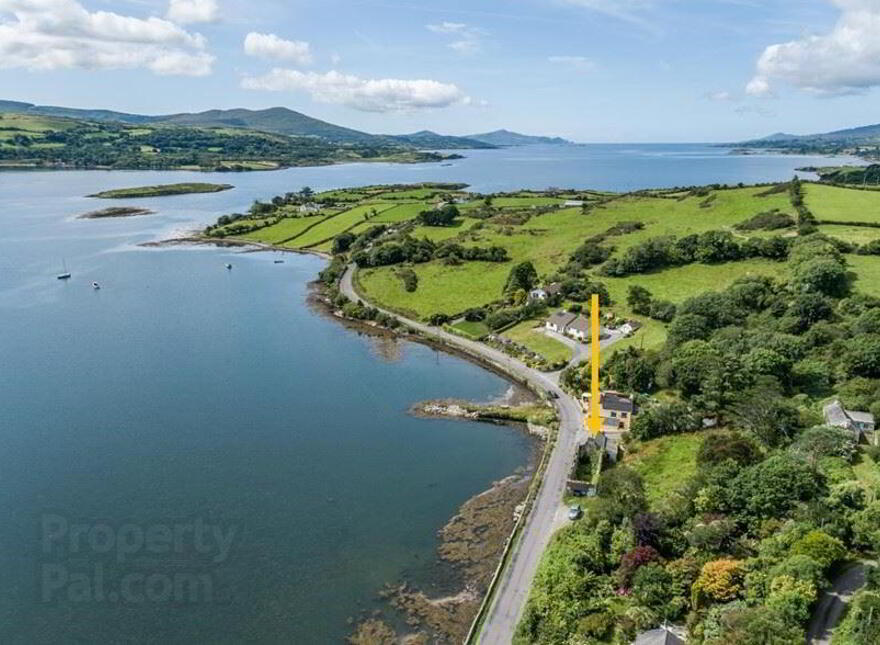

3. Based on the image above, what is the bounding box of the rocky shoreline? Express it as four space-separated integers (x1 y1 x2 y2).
346 466 540 644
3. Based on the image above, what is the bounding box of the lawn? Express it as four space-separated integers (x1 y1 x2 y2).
502 320 573 364
805 183 880 223
624 432 705 509
448 320 490 340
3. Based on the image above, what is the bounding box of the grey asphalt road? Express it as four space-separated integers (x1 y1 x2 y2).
807 561 872 644
339 265 621 644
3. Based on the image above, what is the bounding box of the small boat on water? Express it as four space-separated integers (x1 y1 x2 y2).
92 282 101 290
225 263 233 270
57 260 71 280
274 259 284 264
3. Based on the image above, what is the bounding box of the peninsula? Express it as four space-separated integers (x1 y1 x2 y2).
204 178 880 644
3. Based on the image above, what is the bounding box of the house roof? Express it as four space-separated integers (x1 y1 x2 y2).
849 410 875 424
633 627 685 645
823 400 850 427
602 392 634 413
567 315 590 334
547 311 576 328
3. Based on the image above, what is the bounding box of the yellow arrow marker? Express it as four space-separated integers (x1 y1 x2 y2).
587 294 602 435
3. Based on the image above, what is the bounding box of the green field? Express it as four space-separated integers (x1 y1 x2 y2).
624 432 704 509
805 183 880 223
818 224 880 244
89 183 233 199
358 186 795 320
238 215 326 244
846 254 880 297
502 320 573 363
288 203 397 248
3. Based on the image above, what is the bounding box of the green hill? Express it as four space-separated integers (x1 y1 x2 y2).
155 106 382 144
466 129 573 146
389 130 496 149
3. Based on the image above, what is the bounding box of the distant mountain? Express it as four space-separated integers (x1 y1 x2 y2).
0 100 151 124
389 130 496 149
155 107 382 144
0 100 497 148
745 123 880 145
755 132 801 142
466 129 573 146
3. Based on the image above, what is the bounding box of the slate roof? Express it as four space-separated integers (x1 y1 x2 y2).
823 400 849 426
633 627 685 645
850 410 875 425
602 392 634 413
567 315 590 335
547 311 576 329
824 399 875 428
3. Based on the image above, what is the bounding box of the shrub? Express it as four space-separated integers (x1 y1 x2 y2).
692 559 745 606
630 401 700 440
617 545 661 588
697 432 761 470
790 530 846 569
397 268 418 292
790 425 857 464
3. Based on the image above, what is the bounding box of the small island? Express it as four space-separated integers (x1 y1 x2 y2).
88 183 234 199
77 206 154 219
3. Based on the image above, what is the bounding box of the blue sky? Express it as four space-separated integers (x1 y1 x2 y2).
1 0 878 142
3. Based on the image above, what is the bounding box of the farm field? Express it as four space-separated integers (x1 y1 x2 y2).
805 183 880 222
238 215 326 244
288 203 397 248
846 254 880 297
817 224 880 244
358 186 795 320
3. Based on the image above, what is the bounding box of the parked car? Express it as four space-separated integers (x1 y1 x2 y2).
568 505 583 520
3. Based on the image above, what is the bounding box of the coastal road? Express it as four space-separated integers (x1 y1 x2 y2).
807 561 873 644
339 265 621 644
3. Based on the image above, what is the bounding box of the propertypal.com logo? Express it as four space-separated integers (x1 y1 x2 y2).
39 514 237 604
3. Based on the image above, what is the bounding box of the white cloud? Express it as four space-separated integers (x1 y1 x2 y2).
748 0 880 97
244 32 311 65
706 90 734 101
0 0 213 75
548 55 596 71
426 21 485 55
167 0 219 25
241 68 470 112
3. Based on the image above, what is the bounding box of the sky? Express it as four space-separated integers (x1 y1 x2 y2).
2 0 879 142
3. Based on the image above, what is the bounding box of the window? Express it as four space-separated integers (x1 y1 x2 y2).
609 411 617 418
621 413 628 418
